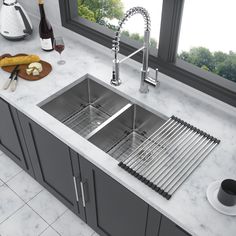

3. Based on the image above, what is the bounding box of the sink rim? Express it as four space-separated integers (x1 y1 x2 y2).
38 73 169 162
38 73 168 121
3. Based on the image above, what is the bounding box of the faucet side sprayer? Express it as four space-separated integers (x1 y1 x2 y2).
111 7 159 93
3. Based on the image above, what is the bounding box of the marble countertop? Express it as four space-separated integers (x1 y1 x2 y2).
0 19 236 236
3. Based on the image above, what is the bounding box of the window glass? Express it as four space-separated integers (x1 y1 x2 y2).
178 0 236 83
78 0 163 48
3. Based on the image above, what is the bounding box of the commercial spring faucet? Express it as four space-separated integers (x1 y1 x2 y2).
111 7 159 93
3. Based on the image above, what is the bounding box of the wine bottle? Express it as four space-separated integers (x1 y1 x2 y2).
38 0 54 51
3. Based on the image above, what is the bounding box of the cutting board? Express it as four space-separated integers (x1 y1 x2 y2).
0 54 52 81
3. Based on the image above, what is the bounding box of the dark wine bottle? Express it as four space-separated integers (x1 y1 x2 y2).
38 0 54 51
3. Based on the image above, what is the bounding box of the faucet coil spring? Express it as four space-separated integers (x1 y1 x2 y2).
112 7 151 57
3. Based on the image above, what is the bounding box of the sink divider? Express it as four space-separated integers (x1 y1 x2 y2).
85 103 132 140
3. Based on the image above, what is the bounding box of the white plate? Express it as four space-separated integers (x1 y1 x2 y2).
206 180 236 216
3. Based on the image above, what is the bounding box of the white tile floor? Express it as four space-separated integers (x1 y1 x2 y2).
0 150 99 236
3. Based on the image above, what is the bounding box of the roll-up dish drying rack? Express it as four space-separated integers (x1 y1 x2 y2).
118 116 220 200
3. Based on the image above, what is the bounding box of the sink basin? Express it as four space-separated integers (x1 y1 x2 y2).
41 77 129 138
40 75 167 162
89 104 166 162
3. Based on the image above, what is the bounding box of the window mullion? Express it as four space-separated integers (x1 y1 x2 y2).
68 0 78 19
158 0 184 63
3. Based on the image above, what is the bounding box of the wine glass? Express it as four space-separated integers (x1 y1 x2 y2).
54 37 66 65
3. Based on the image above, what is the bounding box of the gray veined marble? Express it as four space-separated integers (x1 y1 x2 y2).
0 153 22 183
28 189 67 224
39 226 60 236
0 185 25 224
6 171 43 203
52 210 95 236
0 204 48 236
0 13 236 236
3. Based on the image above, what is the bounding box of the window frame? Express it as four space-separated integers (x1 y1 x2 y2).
59 0 236 107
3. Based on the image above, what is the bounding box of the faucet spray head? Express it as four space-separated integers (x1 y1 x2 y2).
111 59 121 86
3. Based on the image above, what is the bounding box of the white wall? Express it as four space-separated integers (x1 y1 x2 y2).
0 0 61 26
18 0 62 27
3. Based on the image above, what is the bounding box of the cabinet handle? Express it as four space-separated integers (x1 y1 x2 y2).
80 181 86 207
73 176 79 202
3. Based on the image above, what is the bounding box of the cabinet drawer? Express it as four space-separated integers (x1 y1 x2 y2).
146 206 161 236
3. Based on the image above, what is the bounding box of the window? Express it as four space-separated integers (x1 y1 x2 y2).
178 0 236 84
77 0 163 49
59 0 236 107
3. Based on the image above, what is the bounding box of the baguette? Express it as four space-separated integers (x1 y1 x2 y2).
0 55 40 67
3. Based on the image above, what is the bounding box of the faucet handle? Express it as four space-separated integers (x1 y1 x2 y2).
144 68 160 87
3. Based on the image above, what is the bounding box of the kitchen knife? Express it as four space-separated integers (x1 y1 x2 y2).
2 65 20 90
10 69 20 92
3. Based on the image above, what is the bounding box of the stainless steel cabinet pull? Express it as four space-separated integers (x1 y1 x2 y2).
80 181 86 207
73 176 79 202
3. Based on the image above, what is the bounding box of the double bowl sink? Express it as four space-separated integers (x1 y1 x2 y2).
40 75 167 162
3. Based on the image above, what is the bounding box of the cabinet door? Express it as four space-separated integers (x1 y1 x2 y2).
80 157 148 236
0 99 34 175
146 206 162 236
159 216 191 236
18 112 85 220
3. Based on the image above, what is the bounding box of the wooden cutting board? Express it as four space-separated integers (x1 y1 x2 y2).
0 54 52 81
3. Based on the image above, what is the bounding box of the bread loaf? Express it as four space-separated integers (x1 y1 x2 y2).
0 55 40 67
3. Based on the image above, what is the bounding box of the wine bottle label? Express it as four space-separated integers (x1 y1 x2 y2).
40 38 53 50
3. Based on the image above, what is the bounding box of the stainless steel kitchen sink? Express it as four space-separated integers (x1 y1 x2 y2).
40 75 167 162
41 77 129 138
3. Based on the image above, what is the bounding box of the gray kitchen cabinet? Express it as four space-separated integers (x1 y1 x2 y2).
79 156 149 236
159 216 191 236
146 206 162 236
0 98 34 176
0 101 192 236
18 112 86 220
